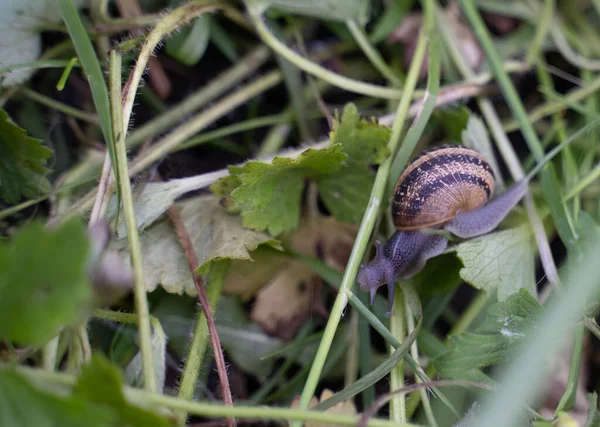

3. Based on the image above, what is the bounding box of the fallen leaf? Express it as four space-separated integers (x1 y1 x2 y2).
112 194 279 296
250 260 318 340
249 217 356 339
216 296 285 379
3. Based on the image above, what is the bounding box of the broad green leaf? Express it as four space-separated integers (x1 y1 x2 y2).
75 355 173 427
0 370 114 427
318 103 391 222
216 296 284 378
165 15 210 66
455 225 536 301
230 145 346 235
318 167 374 223
113 194 279 295
435 289 541 379
412 253 463 298
329 103 391 165
211 103 390 232
0 218 91 346
0 109 52 204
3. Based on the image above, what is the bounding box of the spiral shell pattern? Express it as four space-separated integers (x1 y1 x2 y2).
392 145 495 230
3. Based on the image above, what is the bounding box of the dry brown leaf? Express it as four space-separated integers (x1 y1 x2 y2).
250 260 317 339
249 217 357 340
223 246 289 299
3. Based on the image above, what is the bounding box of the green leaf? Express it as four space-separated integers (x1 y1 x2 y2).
435 289 541 379
0 218 91 346
329 103 391 165
433 106 471 142
230 145 346 235
318 103 391 223
75 355 173 427
59 0 119 211
412 253 463 298
0 109 52 204
318 167 374 223
455 225 536 301
211 103 390 231
216 296 284 378
112 194 279 295
0 370 114 427
165 15 210 66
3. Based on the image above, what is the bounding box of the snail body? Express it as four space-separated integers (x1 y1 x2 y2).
357 145 529 316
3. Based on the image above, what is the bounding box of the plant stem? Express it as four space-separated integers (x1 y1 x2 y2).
109 50 157 393
346 19 402 87
246 4 404 100
19 88 98 124
288 7 430 424
389 290 406 423
405 298 437 427
15 364 417 427
450 291 490 335
502 75 600 132
129 71 282 176
126 44 271 149
444 0 561 289
168 205 234 427
121 0 224 138
525 0 554 67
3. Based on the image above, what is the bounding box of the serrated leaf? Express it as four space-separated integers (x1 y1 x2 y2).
216 296 284 378
329 103 391 166
435 289 541 379
0 218 91 346
455 225 535 301
318 103 391 223
210 103 390 231
230 145 346 235
0 370 114 427
75 355 173 427
0 109 52 204
113 194 279 295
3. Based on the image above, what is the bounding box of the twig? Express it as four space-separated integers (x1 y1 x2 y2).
167 205 236 427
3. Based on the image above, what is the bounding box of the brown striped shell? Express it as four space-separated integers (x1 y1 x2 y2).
392 145 495 230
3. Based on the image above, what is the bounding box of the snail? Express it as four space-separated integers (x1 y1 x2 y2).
357 145 529 316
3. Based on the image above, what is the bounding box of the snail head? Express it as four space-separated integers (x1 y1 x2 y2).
356 241 396 317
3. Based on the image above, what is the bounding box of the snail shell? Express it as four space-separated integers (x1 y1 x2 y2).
392 145 495 230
